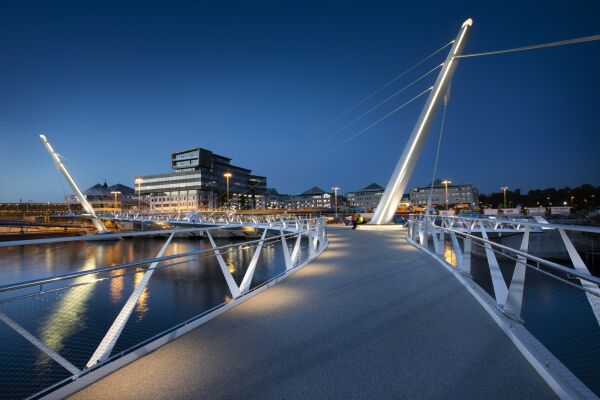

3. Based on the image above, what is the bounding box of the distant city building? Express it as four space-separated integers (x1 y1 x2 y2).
292 187 333 209
409 180 479 209
346 183 384 210
66 182 137 212
136 147 268 212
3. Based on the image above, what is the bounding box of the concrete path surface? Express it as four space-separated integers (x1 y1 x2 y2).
70 227 555 399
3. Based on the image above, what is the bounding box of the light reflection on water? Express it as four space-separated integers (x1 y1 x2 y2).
36 257 97 367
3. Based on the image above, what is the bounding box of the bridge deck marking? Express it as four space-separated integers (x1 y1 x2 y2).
69 227 556 400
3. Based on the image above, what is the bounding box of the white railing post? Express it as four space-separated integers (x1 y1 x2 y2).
206 231 242 299
280 229 293 271
460 234 472 276
503 230 529 321
450 231 463 267
480 223 509 307
87 232 175 367
558 229 600 326
239 228 269 293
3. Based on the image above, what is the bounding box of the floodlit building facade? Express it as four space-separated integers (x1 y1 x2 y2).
346 183 385 210
136 147 268 212
66 182 137 212
409 180 479 209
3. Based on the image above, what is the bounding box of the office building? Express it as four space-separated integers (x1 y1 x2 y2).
409 180 479 209
346 183 385 210
135 147 268 212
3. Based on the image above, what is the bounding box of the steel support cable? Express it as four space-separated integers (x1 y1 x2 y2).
308 63 443 151
317 86 433 160
426 94 448 210
455 33 600 59
56 153 107 184
314 40 454 132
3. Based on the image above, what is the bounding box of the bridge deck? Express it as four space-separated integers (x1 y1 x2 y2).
70 227 555 399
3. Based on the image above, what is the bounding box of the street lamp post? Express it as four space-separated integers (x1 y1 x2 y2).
501 186 509 208
110 191 121 212
223 172 232 209
332 187 340 222
441 180 451 211
135 178 143 231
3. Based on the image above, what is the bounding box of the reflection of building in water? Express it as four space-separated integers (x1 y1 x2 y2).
109 270 124 304
37 257 97 366
444 242 457 267
227 258 236 274
134 272 149 321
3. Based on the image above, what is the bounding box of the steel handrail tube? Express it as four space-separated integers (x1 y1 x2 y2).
0 217 313 247
0 226 318 294
411 214 600 234
412 218 600 285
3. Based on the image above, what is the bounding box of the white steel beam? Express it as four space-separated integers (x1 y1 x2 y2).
0 312 80 375
86 232 175 367
503 230 529 321
480 224 509 307
39 134 107 233
450 231 463 267
206 231 242 299
558 229 600 325
239 228 269 293
280 229 293 271
371 19 473 224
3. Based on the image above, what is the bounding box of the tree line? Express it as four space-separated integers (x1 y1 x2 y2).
478 184 599 211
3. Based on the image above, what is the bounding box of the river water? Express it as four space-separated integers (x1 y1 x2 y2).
0 234 309 399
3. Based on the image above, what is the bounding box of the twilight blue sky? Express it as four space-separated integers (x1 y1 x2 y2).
0 0 599 202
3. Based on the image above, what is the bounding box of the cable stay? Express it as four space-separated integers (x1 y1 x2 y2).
317 86 433 161
307 63 443 152
313 40 454 133
57 153 107 184
426 84 450 213
456 33 600 59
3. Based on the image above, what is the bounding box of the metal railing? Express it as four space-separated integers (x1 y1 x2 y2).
0 217 327 399
100 211 320 225
407 214 600 398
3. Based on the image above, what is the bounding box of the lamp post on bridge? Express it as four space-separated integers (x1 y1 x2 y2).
332 187 340 222
110 191 121 212
224 172 232 210
441 180 451 211
501 186 509 208
135 178 144 231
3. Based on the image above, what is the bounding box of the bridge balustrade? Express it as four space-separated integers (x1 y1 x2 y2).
408 214 600 398
0 218 327 399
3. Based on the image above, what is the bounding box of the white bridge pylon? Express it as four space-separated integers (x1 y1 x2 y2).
39 134 108 234
371 18 473 225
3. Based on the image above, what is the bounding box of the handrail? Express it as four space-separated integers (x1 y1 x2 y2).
0 217 313 247
0 226 317 294
410 218 600 286
410 214 600 234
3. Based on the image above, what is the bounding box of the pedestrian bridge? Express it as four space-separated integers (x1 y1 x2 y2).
66 227 556 399
1 216 599 399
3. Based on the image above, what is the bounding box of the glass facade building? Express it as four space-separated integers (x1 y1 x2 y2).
135 147 268 212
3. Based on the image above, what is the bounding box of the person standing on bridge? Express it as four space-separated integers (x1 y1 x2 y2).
351 213 357 229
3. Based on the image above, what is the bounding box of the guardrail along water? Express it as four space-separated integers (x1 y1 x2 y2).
408 214 600 398
0 217 327 399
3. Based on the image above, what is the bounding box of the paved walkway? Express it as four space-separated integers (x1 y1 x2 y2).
71 228 555 399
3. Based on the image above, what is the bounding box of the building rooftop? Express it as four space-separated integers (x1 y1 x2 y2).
300 186 328 196
359 183 384 192
84 182 135 197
